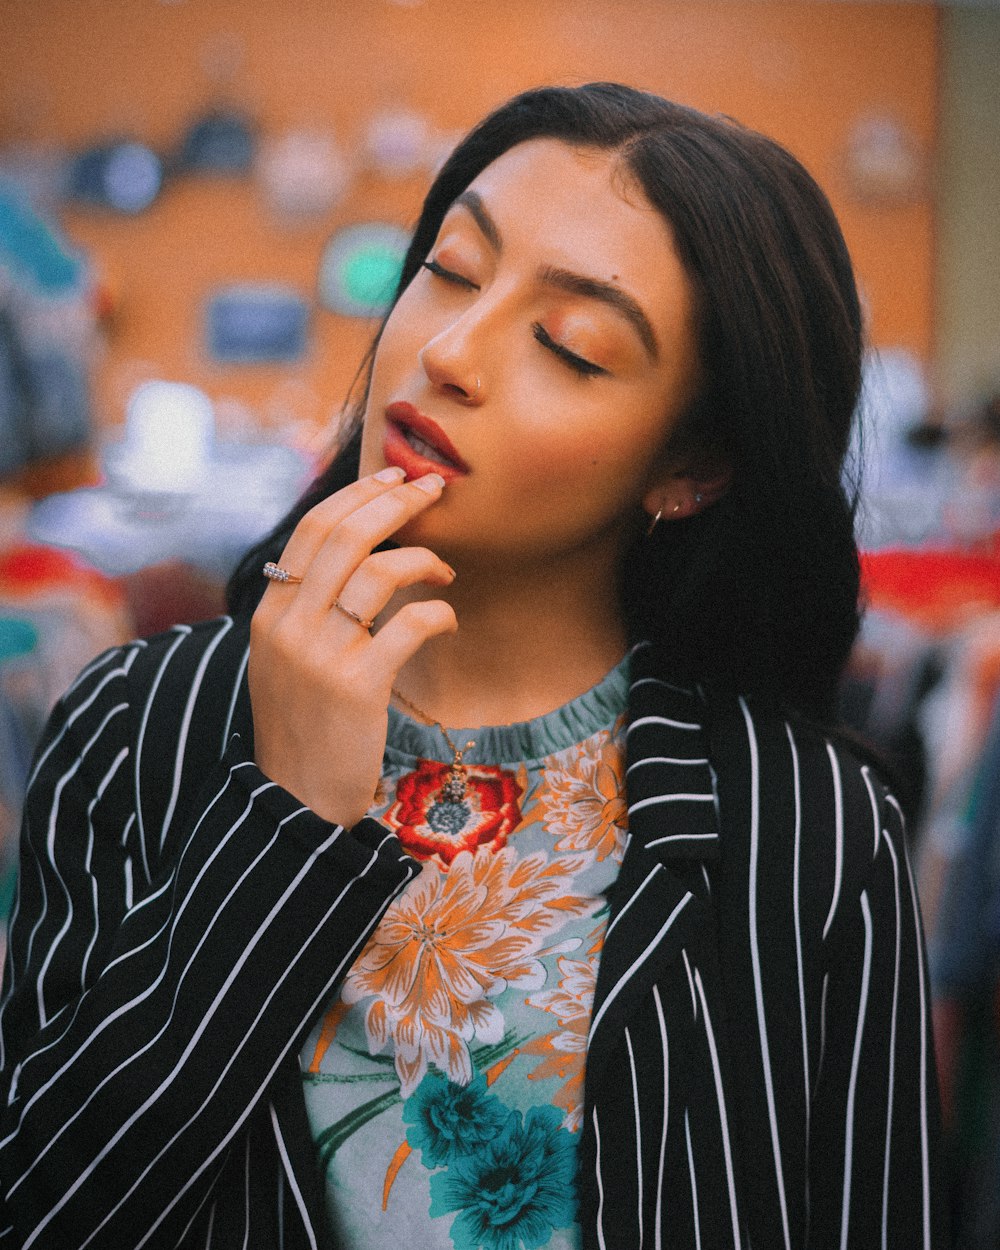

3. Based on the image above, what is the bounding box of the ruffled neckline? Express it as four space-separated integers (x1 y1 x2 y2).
384 655 630 768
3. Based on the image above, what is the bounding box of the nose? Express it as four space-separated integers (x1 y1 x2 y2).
418 316 487 406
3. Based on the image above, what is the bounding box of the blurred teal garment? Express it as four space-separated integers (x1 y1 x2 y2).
0 615 42 959
0 617 37 662
0 181 83 295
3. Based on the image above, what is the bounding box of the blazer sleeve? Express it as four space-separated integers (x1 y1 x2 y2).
0 639 416 1249
805 759 948 1249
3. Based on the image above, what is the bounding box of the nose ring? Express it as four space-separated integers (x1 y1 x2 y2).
458 376 481 405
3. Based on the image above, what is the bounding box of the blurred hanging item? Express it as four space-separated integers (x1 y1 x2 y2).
206 284 309 364
0 178 83 295
0 544 131 965
318 223 409 318
0 180 93 476
177 107 257 176
844 113 925 205
852 349 952 550
67 140 163 214
861 547 1000 637
363 107 432 178
0 143 69 217
176 27 254 177
258 128 350 222
27 378 310 577
106 381 215 499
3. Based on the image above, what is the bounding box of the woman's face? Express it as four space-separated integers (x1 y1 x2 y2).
358 137 699 569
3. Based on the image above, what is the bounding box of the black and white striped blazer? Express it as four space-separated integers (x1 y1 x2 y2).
0 617 946 1248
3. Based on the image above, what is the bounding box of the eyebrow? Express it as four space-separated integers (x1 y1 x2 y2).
452 189 660 363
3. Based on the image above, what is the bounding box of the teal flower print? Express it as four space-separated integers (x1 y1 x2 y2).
429 1104 577 1250
404 1070 508 1168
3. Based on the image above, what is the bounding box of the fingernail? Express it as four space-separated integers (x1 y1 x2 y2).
413 473 446 494
445 564 457 580
374 466 406 483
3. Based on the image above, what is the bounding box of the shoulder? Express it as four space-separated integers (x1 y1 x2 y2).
121 614 250 697
705 691 900 933
37 615 251 781
53 613 248 717
24 616 254 870
706 690 891 819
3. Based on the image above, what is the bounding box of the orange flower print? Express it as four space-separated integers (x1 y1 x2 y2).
523 955 600 1131
341 848 593 1096
537 727 627 863
384 760 523 865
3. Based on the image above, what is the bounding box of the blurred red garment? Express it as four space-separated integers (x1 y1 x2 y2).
0 542 124 604
861 537 1000 634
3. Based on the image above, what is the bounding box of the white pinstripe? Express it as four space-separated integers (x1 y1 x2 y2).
589 892 693 1041
625 1027 644 1247
160 617 233 849
839 892 874 1250
693 967 741 1250
822 743 845 941
741 698 791 1250
879 829 902 1250
653 985 669 1250
904 835 932 1249
133 626 192 871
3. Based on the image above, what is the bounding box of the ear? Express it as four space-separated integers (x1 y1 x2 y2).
643 462 732 522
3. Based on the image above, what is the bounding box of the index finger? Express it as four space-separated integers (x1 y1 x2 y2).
266 465 409 583
259 466 450 617
281 471 448 615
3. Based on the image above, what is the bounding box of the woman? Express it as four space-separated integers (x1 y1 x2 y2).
0 84 945 1249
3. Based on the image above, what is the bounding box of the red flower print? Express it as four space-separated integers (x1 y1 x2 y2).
384 759 523 864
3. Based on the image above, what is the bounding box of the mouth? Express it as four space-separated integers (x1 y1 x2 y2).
383 402 470 482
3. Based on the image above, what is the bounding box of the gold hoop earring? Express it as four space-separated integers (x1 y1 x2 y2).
647 500 682 536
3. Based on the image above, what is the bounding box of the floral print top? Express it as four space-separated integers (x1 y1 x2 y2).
300 658 630 1250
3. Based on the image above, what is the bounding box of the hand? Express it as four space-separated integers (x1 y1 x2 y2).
248 467 457 827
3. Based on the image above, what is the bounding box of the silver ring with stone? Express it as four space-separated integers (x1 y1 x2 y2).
262 562 303 585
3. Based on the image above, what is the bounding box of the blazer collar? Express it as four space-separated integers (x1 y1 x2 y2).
227 627 720 864
585 644 722 1089
624 641 721 863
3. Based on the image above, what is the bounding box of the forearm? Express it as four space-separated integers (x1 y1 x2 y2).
0 736 413 1249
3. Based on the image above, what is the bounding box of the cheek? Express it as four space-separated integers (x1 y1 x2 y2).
503 395 665 497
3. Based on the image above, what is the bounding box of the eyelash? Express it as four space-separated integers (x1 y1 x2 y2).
531 323 605 378
421 258 606 379
421 258 476 289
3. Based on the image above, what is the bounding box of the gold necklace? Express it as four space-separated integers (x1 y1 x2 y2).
390 688 476 802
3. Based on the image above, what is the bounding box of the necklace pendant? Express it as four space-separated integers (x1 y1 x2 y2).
439 765 468 803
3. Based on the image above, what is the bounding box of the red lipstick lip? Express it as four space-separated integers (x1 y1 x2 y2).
383 401 470 481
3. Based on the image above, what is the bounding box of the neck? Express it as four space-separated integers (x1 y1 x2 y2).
385 546 628 729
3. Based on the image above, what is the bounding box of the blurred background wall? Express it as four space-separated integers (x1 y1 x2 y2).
1 0 943 438
937 6 1000 406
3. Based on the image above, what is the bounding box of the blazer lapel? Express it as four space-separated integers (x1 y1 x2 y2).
587 643 721 1086
269 1058 338 1250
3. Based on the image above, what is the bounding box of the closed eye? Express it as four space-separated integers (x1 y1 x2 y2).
532 323 606 378
421 258 478 290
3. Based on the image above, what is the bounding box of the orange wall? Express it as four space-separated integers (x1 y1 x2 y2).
1 0 938 439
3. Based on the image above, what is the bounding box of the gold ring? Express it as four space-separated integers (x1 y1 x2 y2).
262 562 303 585
334 599 375 631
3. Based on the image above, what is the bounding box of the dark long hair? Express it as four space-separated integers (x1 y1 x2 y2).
229 83 864 721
